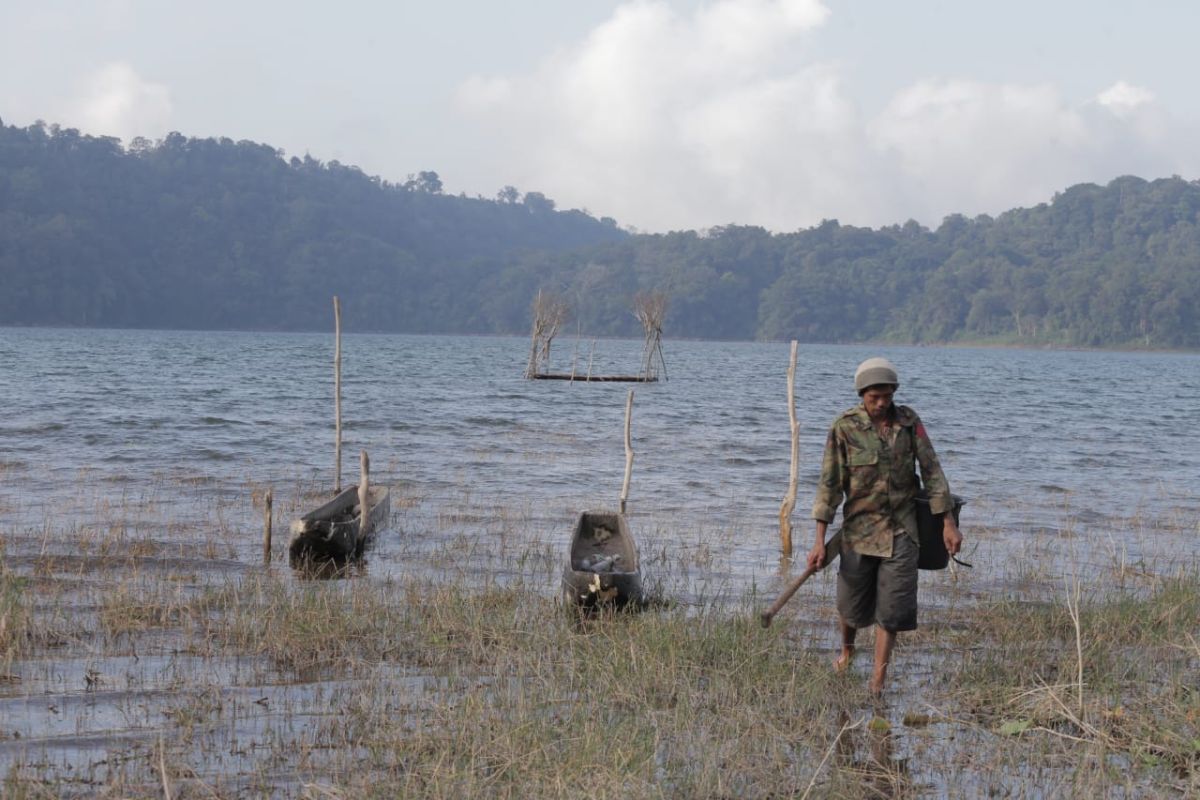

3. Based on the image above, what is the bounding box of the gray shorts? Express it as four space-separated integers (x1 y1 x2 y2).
836 531 919 632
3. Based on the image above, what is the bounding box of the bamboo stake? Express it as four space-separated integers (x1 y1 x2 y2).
358 450 370 541
620 390 634 514
333 296 343 493
262 488 273 564
778 341 799 558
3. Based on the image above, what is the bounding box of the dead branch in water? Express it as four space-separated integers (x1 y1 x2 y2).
525 290 571 379
633 290 668 381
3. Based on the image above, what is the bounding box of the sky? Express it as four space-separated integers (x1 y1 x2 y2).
2 0 1198 233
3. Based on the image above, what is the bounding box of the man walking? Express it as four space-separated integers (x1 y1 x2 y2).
807 357 961 695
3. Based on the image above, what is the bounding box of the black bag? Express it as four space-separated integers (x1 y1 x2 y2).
915 490 965 570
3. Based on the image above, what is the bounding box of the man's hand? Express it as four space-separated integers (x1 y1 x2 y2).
806 541 826 570
808 522 831 570
943 516 963 556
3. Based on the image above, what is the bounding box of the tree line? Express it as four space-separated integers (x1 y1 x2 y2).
1 119 1196 347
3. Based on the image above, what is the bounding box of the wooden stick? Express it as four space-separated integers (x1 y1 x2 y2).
358 450 370 540
158 734 173 800
760 530 841 627
262 488 273 564
620 390 634 515
778 341 799 558
570 320 580 383
333 296 343 493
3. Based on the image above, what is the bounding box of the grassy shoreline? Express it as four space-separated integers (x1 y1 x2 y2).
1 484 1198 798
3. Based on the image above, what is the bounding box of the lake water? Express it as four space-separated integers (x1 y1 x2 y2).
1 328 1198 602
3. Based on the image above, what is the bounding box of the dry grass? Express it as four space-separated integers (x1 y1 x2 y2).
944 574 1200 784
0 567 28 665
2 480 1199 798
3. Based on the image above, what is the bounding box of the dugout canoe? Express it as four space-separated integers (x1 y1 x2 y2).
288 485 390 564
562 510 643 607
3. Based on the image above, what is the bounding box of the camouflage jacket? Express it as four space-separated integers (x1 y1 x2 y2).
811 403 953 558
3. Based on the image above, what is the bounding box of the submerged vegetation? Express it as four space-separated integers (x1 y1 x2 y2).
1 119 1198 347
1 478 1197 797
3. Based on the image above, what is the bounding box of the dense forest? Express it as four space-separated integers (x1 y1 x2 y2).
1 119 1197 347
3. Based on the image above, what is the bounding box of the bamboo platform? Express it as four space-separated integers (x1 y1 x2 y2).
533 373 658 383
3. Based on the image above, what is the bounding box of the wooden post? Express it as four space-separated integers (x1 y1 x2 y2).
358 450 370 540
570 322 580 383
620 390 634 515
778 341 799 558
262 488 273 564
334 296 343 493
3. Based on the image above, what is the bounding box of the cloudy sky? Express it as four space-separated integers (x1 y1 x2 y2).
2 0 1196 232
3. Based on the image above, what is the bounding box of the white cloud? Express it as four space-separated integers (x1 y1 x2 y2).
1096 80 1154 117
72 62 172 142
456 0 1192 231
694 0 831 62
869 79 1194 223
870 80 1096 219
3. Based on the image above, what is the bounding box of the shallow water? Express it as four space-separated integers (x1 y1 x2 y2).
2 328 1197 576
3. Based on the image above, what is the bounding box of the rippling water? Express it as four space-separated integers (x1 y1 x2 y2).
2 328 1198 597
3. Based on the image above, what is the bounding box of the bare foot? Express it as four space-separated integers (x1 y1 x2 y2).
833 648 855 672
868 678 884 697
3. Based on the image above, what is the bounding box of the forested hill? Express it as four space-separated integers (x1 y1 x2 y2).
553 177 1200 347
1 120 1197 348
0 121 625 330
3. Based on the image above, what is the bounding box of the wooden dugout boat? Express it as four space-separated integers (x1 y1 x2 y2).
288 485 390 564
562 510 643 607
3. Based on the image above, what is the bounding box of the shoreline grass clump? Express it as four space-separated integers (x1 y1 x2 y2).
945 573 1200 790
0 567 29 665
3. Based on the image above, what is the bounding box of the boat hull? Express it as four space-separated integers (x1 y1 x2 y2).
288 485 390 564
562 510 643 607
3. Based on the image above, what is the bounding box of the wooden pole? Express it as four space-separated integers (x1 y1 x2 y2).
334 296 343 493
262 488 273 564
358 450 370 540
570 319 580 383
620 390 634 514
778 341 799 558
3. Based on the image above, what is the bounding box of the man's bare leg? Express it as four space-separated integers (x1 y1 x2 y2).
869 628 897 695
835 618 857 671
